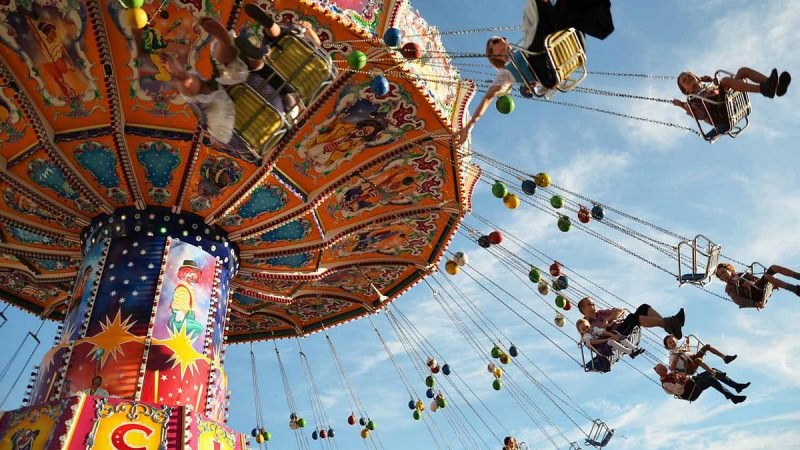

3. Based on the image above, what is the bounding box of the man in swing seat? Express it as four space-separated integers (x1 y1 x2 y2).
655 363 749 404
578 296 685 339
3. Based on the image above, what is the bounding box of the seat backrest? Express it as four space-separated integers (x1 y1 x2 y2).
725 90 751 131
545 28 587 90
267 33 335 106
226 84 287 154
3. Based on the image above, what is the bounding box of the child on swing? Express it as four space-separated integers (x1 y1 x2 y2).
663 334 736 375
576 318 645 358
671 68 790 127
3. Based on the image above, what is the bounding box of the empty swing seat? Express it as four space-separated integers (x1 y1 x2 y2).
585 419 614 448
677 234 721 287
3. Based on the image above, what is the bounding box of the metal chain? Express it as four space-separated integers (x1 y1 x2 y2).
507 91 702 136
590 70 676 80
573 86 674 103
547 182 692 242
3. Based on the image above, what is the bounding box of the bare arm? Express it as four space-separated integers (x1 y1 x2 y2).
672 99 692 116
454 84 504 146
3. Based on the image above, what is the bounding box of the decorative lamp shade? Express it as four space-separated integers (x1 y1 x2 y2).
503 193 520 209
534 172 552 187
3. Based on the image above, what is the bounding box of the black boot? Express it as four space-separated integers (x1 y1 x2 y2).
663 315 683 340
760 70 778 98
730 394 747 404
735 382 751 393
777 71 791 97
723 354 737 364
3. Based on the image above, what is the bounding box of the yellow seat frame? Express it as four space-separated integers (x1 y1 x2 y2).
266 32 336 107
225 83 288 157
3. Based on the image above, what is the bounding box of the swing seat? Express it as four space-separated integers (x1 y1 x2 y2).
545 28 587 93
579 326 641 373
676 234 720 287
679 273 707 283
585 419 614 449
265 32 337 107
740 262 774 309
687 70 751 143
671 334 703 375
226 82 288 156
509 28 586 100
188 74 289 164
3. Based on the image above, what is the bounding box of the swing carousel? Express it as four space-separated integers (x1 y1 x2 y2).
0 0 478 447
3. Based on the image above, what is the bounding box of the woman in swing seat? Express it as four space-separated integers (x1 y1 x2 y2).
715 262 800 308
672 68 791 128
455 0 613 146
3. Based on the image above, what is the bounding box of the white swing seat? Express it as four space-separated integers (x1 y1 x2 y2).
580 326 641 373
687 70 751 143
670 334 705 375
740 262 774 310
585 419 614 448
677 234 721 287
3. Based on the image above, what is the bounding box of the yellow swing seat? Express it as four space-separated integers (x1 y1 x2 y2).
266 32 337 107
225 82 288 159
545 28 587 93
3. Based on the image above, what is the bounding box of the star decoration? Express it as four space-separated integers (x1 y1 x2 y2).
154 325 209 378
84 310 143 366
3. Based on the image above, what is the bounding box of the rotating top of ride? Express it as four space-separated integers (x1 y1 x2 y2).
0 0 479 341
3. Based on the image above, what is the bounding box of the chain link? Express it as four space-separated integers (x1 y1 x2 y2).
573 86 673 103
589 70 676 80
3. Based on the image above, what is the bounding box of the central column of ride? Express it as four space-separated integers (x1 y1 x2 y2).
30 207 238 423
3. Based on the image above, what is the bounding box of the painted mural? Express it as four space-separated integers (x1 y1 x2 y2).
289 79 424 179
219 184 288 227
136 141 181 204
282 296 352 322
189 156 244 212
0 88 27 144
312 265 405 296
74 141 128 204
0 1 100 112
326 144 444 220
27 158 96 213
1 186 76 230
0 399 68 449
331 213 439 257
62 237 107 341
106 0 206 116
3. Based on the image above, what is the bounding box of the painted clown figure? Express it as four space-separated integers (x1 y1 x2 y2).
168 260 205 339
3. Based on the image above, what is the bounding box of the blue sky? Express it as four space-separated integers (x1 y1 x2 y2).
2 1 799 449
